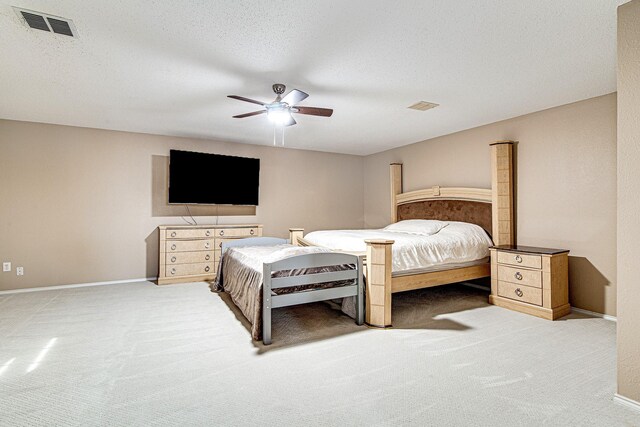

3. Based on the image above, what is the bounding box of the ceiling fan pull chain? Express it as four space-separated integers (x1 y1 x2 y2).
273 125 276 146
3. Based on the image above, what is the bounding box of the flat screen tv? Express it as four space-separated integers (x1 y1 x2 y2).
169 150 260 205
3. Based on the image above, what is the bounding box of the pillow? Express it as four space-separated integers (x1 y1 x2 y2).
383 219 449 236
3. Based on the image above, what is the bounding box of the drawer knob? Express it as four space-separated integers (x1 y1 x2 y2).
515 288 523 297
170 268 176 275
204 266 210 272
515 255 523 263
205 254 210 261
204 242 210 249
515 272 523 281
250 229 255 235
205 230 211 237
171 256 176 263
171 244 177 250
219 230 224 236
171 231 177 237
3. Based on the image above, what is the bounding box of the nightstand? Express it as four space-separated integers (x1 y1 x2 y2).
489 245 570 320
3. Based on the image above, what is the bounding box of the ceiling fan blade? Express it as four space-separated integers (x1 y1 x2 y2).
294 106 333 117
228 95 266 106
283 114 297 127
281 89 309 106
232 110 266 118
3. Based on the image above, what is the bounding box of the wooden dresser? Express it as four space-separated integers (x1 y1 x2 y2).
158 224 262 285
489 245 570 320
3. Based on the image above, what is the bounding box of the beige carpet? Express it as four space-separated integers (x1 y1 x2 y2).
0 281 638 426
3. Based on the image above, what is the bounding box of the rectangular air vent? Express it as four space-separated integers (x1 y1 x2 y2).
20 11 49 31
13 7 77 37
408 101 439 111
47 17 74 36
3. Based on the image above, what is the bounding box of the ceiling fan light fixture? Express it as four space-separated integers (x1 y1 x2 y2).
266 105 291 126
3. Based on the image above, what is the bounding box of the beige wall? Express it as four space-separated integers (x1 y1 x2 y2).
0 94 620 321
364 94 617 316
0 120 364 291
617 0 640 404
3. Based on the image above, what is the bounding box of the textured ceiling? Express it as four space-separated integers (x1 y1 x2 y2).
0 1 624 155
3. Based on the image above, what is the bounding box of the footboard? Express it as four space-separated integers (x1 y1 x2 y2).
262 252 364 345
288 228 491 329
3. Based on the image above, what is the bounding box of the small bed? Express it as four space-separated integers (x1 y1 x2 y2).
213 238 364 345
289 141 516 327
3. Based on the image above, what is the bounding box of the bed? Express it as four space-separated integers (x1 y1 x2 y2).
213 238 364 345
301 220 493 276
289 141 516 327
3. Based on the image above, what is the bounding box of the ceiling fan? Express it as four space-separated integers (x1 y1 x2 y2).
228 84 333 127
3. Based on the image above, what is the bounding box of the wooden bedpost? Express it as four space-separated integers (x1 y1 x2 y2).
390 163 403 223
490 141 515 246
365 239 394 328
289 228 304 246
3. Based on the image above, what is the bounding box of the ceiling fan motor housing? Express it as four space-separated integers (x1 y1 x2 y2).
272 83 286 95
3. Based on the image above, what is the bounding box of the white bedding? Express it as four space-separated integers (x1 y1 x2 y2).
304 221 493 276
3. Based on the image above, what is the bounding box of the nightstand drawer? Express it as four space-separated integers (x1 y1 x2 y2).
166 239 214 252
214 227 259 238
165 262 214 277
497 265 542 288
497 251 542 269
498 281 542 306
166 229 214 239
166 251 215 265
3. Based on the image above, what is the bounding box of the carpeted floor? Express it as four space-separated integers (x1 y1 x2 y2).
0 281 637 426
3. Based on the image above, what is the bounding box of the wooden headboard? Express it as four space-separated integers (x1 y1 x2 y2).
395 186 492 236
390 141 515 246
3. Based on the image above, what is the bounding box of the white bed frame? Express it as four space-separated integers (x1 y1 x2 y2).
289 141 515 327
219 237 364 345
262 253 364 345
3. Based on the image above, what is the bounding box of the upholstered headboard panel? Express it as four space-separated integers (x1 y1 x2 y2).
397 199 493 237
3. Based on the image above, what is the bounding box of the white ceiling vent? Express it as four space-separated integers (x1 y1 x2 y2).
408 101 439 111
13 7 77 37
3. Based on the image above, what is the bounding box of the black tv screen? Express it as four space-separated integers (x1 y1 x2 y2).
169 150 260 205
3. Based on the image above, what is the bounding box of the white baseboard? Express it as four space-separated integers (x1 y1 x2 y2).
0 277 158 295
614 393 640 413
571 307 617 322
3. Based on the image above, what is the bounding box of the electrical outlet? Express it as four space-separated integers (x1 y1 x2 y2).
2 262 10 272
16 267 24 276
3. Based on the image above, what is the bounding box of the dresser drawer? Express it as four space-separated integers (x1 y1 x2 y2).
165 262 214 277
497 251 542 269
214 227 259 238
497 265 542 288
166 239 214 252
166 229 214 239
498 281 542 306
166 251 215 265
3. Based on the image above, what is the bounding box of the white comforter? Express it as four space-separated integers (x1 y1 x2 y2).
304 221 493 275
